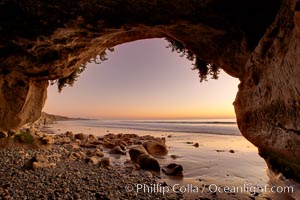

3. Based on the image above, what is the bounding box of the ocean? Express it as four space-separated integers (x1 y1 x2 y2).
55 118 240 136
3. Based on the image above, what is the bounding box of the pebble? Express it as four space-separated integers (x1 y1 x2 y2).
0 142 176 200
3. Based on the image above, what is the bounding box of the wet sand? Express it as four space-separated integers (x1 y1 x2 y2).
45 121 299 199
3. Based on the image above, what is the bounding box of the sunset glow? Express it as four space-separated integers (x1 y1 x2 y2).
44 39 240 119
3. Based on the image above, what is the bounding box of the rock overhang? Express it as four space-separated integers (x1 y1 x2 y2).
0 0 282 80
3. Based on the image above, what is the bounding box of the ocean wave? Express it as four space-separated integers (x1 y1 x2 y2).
65 119 240 136
120 120 237 125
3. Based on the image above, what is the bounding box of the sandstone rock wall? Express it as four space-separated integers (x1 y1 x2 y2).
0 0 281 132
0 72 48 131
234 0 300 181
0 0 280 130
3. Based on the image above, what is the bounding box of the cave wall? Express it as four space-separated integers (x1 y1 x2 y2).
0 0 282 130
0 0 299 182
234 0 300 181
0 0 282 79
0 72 48 131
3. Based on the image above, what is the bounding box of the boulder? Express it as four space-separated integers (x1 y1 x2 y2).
100 157 111 168
90 141 103 145
143 141 168 156
32 161 56 169
86 156 99 165
193 143 199 148
34 131 44 137
25 155 56 170
143 171 153 178
62 137 71 144
41 135 54 145
50 153 62 162
27 127 36 135
65 131 74 138
74 139 81 144
119 141 128 147
170 155 180 159
80 143 97 148
0 132 8 138
7 130 16 137
103 139 115 149
137 154 160 171
87 148 104 158
129 145 160 171
70 151 86 160
129 145 148 162
88 134 98 142
104 133 116 139
119 144 127 151
69 143 80 149
79 151 87 159
162 163 183 176
110 146 126 155
74 133 86 141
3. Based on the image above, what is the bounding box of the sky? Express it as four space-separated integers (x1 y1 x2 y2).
43 39 240 119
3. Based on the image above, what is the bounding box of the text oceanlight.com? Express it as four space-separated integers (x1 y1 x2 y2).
125 183 294 196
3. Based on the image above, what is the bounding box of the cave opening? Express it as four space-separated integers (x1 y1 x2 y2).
42 38 274 195
44 38 239 120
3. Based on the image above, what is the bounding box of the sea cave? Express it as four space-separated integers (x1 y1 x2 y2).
0 0 299 195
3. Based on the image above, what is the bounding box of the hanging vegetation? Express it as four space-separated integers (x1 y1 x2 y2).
166 38 220 82
55 48 114 92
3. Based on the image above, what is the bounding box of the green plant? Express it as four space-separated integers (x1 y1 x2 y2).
14 130 34 144
166 38 220 82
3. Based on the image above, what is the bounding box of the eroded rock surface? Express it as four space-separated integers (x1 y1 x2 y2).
0 72 48 131
0 0 282 129
0 0 282 131
234 0 300 181
129 145 161 171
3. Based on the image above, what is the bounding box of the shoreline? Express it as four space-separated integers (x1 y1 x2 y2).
46 118 241 137
46 120 299 199
0 121 298 199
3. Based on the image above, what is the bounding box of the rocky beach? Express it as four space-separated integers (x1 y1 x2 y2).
0 127 182 200
0 147 174 200
1 118 298 200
